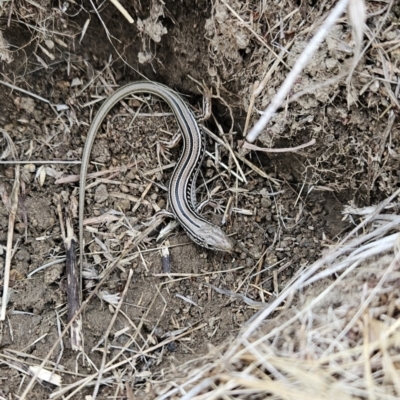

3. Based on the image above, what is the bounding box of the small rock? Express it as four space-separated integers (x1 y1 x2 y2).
236 312 246 324
325 58 337 70
246 257 253 267
60 190 69 202
19 97 35 113
71 77 83 87
120 184 130 193
249 245 262 259
15 222 26 234
24 163 36 173
260 197 271 208
16 249 30 262
94 184 108 203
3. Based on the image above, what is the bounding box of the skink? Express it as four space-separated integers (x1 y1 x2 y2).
79 82 233 270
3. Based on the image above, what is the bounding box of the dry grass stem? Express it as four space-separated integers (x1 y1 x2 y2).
0 165 20 321
243 138 316 153
246 0 350 143
56 197 82 350
19 210 168 398
107 0 134 24
0 160 81 164
50 323 207 399
243 39 295 137
27 258 67 278
220 0 287 65
65 212 83 351
151 188 400 399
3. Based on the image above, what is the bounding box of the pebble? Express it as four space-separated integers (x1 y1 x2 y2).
260 197 271 208
16 249 30 262
19 97 35 113
120 184 130 193
94 184 108 203
24 163 36 173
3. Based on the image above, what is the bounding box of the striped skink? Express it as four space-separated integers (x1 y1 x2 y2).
79 82 233 270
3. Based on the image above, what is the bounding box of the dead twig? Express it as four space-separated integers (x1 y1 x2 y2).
107 0 133 24
56 196 83 351
242 139 316 153
0 165 20 321
246 0 350 143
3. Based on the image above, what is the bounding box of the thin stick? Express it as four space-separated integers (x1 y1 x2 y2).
56 196 82 351
0 165 20 321
0 160 81 165
243 139 316 153
65 211 83 351
243 39 295 137
246 0 349 143
107 0 134 23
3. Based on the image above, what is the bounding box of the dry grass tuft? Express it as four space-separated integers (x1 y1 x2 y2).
152 189 400 399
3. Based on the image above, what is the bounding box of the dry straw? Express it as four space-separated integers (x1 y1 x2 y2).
152 189 400 399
